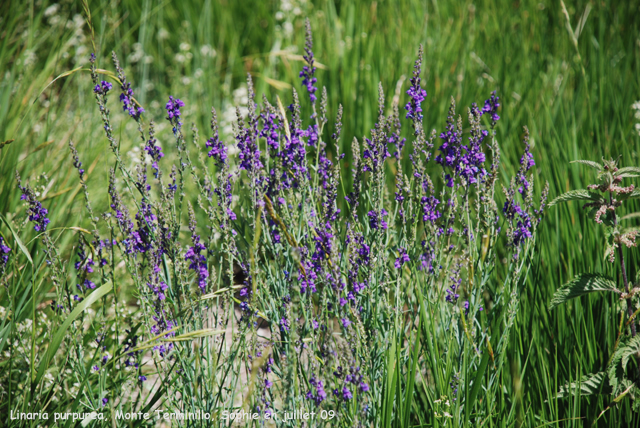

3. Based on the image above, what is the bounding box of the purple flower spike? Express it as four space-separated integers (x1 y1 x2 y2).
405 45 427 121
145 123 164 178
299 19 318 103
206 108 227 165
342 386 353 401
0 236 11 270
394 247 410 269
186 212 209 294
481 91 500 127
166 96 185 133
17 176 50 233
367 209 388 230
421 196 441 223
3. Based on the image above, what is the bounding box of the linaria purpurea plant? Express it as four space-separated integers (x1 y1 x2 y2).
1 18 549 427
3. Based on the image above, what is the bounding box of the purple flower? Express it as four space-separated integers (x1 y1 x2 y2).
280 317 290 332
17 177 50 232
185 212 208 294
481 90 500 126
342 386 353 401
102 398 108 406
405 46 427 121
394 247 410 269
236 81 264 174
0 236 11 269
341 318 351 328
516 128 535 194
114 55 144 120
68 141 85 179
362 135 391 173
145 123 164 178
421 196 441 223
93 80 112 95
206 108 227 165
299 19 318 103
166 96 185 133
367 209 388 230
435 100 462 186
445 266 462 304
512 211 533 246
306 376 327 404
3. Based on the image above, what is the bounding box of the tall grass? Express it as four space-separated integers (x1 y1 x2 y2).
1 0 640 426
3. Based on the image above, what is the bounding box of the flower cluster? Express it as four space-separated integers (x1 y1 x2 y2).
0 236 11 272
17 175 50 232
394 247 410 269
332 365 369 402
114 54 144 120
93 80 112 96
206 108 227 165
166 96 185 134
306 376 328 404
145 123 164 178
367 209 388 230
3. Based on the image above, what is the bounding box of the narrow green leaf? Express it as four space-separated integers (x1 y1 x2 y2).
403 319 422 428
570 160 602 170
1 214 33 264
620 212 640 221
34 281 112 386
548 189 601 207
549 273 620 309
466 350 491 422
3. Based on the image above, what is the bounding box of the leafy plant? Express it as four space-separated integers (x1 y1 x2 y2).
550 158 640 415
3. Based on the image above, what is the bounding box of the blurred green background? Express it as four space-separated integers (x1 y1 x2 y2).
1 0 640 424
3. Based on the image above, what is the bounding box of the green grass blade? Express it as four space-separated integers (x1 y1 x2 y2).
33 281 112 386
1 214 33 264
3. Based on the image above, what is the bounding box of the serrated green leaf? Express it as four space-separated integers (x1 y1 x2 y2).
557 371 610 397
615 166 640 175
549 273 620 309
571 160 603 170
620 335 640 370
548 189 602 207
